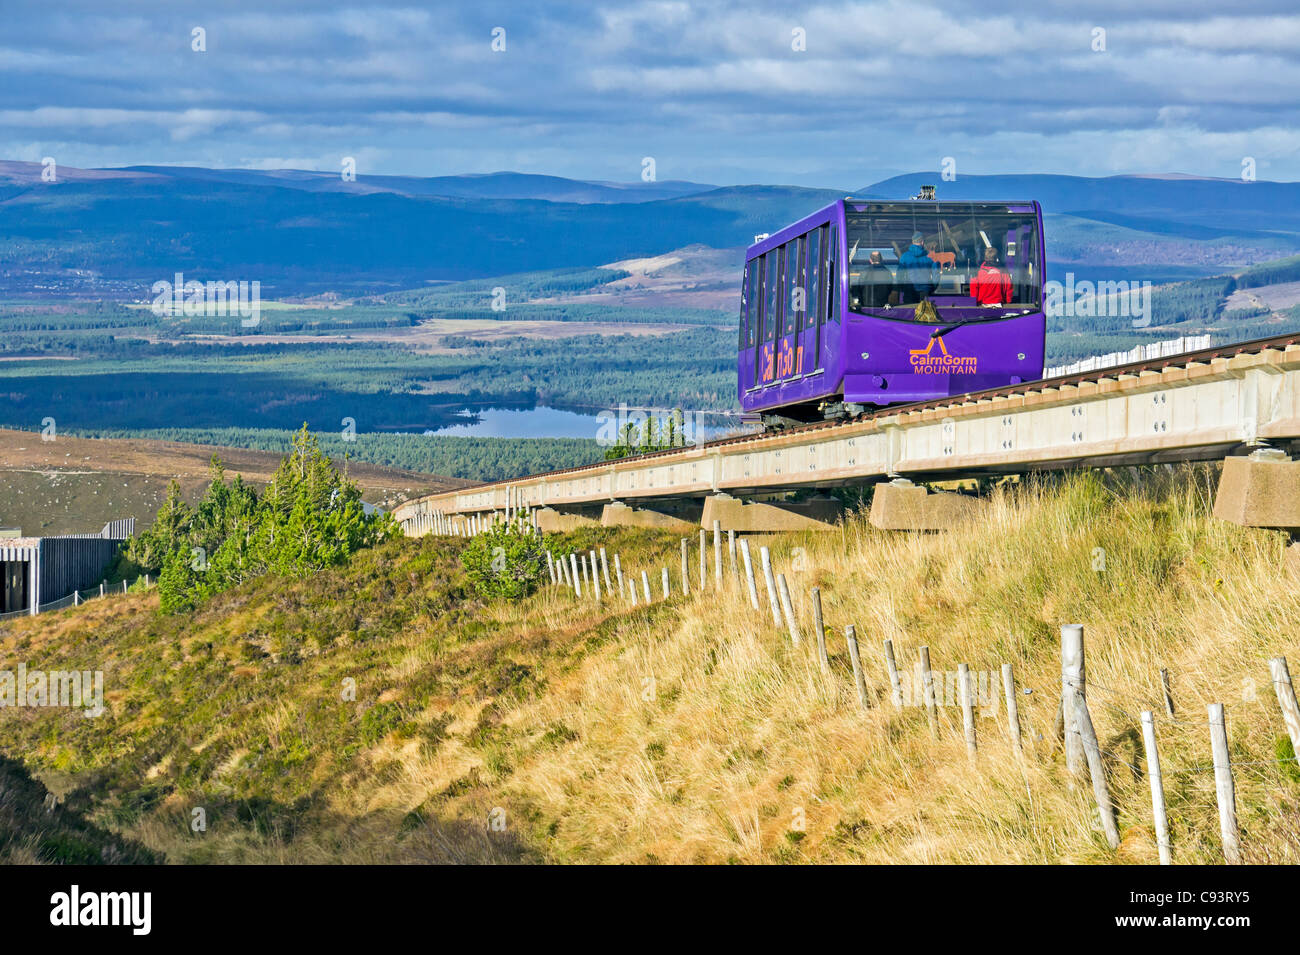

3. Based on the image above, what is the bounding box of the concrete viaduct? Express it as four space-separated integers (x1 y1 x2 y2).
392 335 1300 539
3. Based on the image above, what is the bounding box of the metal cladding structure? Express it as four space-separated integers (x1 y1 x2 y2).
0 519 135 617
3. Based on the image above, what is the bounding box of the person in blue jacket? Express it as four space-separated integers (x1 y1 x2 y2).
897 231 938 304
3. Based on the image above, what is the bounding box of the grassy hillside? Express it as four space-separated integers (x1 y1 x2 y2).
1 466 1297 863
0 754 159 864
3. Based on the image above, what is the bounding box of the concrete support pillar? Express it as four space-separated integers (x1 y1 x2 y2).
601 501 698 533
701 494 841 532
535 508 601 534
1213 449 1300 530
868 478 983 530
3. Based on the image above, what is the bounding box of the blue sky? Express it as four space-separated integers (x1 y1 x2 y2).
4 0 1300 186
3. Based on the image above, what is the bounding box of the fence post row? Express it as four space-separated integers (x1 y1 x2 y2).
1002 663 1022 757
698 528 706 591
810 587 830 671
1269 657 1300 767
1073 690 1120 850
776 574 800 645
1140 710 1172 865
918 645 938 736
958 664 977 759
883 638 903 709
1061 624 1086 775
739 539 759 610
759 546 781 626
519 535 1296 866
845 625 870 711
1208 702 1242 865
713 520 723 587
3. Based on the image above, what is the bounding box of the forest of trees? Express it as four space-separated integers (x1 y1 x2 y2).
117 427 396 613
80 427 600 480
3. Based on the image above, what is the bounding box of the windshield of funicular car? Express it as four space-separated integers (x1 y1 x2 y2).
844 202 1042 321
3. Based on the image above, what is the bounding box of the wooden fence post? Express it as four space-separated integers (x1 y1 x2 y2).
1208 703 1242 864
919 645 938 736
845 625 870 710
739 540 760 610
1160 668 1175 718
775 574 800 645
1268 657 1300 767
728 529 738 581
713 520 723 587
1002 663 1022 756
1061 623 1086 774
570 554 581 597
629 575 638 606
662 567 670 600
680 539 690 596
699 529 707 591
1074 692 1120 849
1140 710 1172 865
600 548 611 593
546 551 555 585
959 664 977 758
759 546 782 625
614 553 624 598
810 587 830 671
883 639 903 708
641 570 651 604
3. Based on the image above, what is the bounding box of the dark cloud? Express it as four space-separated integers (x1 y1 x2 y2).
2 0 1297 184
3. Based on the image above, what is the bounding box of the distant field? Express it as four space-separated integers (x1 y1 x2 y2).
8 249 1300 478
179 317 690 351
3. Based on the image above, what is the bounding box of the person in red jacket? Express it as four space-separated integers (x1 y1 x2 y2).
970 247 1012 305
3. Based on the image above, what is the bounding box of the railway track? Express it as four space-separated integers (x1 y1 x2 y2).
394 331 1300 527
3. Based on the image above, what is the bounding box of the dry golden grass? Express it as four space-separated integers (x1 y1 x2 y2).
416 466 1300 864
6 465 1299 864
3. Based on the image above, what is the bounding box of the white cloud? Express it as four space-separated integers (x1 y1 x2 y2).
1 1 1299 183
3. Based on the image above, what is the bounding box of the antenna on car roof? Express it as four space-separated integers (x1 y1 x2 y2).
913 184 936 200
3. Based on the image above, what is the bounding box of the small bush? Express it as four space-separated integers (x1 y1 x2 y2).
459 518 547 601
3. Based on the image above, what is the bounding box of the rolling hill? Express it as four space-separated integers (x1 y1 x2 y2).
5 163 1300 297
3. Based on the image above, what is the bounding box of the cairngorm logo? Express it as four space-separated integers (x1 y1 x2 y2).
909 335 977 374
